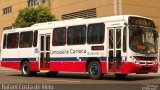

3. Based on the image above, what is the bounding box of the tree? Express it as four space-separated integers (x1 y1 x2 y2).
13 6 56 28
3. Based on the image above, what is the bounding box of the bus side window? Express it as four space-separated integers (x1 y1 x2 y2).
3 34 7 49
109 30 113 49
87 23 105 44
123 27 127 52
67 25 86 45
116 29 121 48
19 31 33 48
33 30 38 47
53 27 66 46
7 33 19 48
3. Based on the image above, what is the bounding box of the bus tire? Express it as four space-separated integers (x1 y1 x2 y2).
88 61 103 80
46 72 59 77
115 74 127 79
21 61 32 77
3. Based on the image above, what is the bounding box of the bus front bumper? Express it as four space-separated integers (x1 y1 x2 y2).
121 62 159 74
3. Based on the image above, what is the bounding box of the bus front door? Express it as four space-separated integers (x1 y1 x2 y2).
108 28 122 72
39 34 51 72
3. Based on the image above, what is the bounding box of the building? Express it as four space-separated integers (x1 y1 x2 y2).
0 0 160 43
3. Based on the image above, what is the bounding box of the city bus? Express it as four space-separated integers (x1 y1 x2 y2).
0 15 159 80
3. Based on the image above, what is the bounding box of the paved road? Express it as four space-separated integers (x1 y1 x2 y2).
0 69 160 90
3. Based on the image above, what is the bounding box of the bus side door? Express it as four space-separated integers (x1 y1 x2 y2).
108 27 122 72
39 34 51 72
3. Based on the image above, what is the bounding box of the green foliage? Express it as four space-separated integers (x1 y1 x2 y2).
13 6 56 28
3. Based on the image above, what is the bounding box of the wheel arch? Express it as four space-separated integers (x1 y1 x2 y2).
86 57 101 72
21 58 37 77
20 58 30 67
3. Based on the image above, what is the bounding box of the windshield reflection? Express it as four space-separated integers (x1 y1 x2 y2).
129 26 158 54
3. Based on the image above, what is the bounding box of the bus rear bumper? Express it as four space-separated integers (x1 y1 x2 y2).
121 62 158 74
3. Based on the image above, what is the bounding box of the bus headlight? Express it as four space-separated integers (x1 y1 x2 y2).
133 58 136 63
134 61 137 64
154 61 159 64
154 59 159 64
133 58 138 64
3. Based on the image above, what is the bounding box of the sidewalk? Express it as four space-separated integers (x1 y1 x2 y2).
0 66 15 71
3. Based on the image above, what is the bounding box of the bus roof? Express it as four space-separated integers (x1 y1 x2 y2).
3 15 153 33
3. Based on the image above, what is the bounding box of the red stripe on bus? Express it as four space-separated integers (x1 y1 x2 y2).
1 61 39 71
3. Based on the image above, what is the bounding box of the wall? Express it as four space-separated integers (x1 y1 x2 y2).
122 0 160 30
0 0 27 43
50 0 115 19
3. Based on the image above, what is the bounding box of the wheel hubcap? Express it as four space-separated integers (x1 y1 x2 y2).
23 64 29 74
90 64 99 76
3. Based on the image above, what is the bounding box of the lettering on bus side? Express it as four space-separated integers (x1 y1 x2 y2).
50 49 99 55
50 49 87 54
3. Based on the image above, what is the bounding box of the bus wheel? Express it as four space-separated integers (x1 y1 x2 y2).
46 72 59 77
115 74 127 79
21 61 32 77
88 61 103 80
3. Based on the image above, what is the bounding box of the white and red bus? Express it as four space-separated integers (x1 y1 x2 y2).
0 15 159 79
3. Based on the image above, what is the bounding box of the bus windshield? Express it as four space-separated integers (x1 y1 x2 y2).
129 26 158 54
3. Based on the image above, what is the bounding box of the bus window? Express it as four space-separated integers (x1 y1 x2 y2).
3 34 7 49
19 31 33 48
7 33 19 48
109 30 113 49
109 50 113 69
123 27 127 52
116 29 121 48
46 35 50 51
87 23 105 44
67 25 86 45
53 27 66 46
40 36 44 51
116 50 121 69
33 30 38 47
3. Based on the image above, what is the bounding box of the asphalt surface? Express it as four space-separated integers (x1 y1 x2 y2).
0 69 160 90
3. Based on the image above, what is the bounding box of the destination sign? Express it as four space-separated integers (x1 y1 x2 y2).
129 17 155 28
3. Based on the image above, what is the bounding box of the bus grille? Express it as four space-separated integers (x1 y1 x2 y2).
134 56 156 61
141 67 152 71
